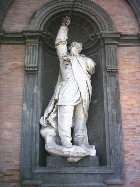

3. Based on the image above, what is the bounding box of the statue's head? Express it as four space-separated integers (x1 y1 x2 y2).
69 42 82 54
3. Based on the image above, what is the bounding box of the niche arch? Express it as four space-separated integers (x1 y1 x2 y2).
29 0 115 31
21 0 124 186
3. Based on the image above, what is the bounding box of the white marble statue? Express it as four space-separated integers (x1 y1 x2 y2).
40 17 96 162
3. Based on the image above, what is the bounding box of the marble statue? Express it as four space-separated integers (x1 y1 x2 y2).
40 17 96 162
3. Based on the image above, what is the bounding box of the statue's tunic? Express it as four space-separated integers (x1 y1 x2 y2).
57 58 81 106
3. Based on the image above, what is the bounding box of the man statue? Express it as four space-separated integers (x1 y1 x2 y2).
40 16 96 161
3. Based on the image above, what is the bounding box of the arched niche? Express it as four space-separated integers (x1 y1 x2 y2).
29 0 115 31
21 0 124 186
40 10 105 167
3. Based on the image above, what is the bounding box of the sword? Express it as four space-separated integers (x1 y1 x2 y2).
63 0 77 26
69 0 77 19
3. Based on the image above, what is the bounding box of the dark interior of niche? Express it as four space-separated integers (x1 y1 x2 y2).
42 10 99 55
39 11 107 167
39 51 60 167
87 51 107 166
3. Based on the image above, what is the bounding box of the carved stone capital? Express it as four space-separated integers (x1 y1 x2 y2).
104 44 118 75
22 30 43 40
23 30 43 72
25 41 39 72
99 32 121 45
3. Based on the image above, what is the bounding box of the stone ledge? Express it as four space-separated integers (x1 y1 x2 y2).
47 156 99 167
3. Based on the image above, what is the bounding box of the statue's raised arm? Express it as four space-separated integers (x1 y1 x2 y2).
55 16 70 59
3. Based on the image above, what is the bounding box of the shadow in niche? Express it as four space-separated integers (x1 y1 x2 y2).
39 51 60 167
87 51 107 166
39 11 107 167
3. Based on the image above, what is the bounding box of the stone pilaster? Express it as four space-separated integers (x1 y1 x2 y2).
101 32 124 179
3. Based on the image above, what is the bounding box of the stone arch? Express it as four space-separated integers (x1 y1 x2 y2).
0 0 140 30
29 0 115 32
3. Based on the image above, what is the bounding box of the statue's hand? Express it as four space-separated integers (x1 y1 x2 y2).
63 55 71 62
40 116 47 127
62 16 71 26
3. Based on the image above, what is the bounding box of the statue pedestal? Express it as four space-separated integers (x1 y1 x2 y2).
47 156 99 167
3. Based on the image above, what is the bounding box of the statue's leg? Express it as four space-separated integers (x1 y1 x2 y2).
73 103 89 147
58 105 74 148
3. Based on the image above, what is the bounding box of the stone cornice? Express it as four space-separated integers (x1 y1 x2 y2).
119 33 140 46
0 31 140 46
98 32 140 46
98 32 121 45
0 30 44 44
0 30 24 44
22 30 44 39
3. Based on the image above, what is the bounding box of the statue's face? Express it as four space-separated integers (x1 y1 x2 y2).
69 42 82 55
70 46 79 54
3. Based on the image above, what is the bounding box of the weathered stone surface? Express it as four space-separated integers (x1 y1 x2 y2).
47 156 99 167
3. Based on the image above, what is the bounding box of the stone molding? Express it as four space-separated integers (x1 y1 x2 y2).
0 0 139 29
29 0 115 31
0 0 139 30
0 30 139 46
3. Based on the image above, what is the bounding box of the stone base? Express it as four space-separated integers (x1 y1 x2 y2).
47 156 99 167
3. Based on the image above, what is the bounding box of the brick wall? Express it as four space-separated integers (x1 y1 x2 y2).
0 45 25 186
92 0 139 33
0 0 140 186
118 47 140 187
